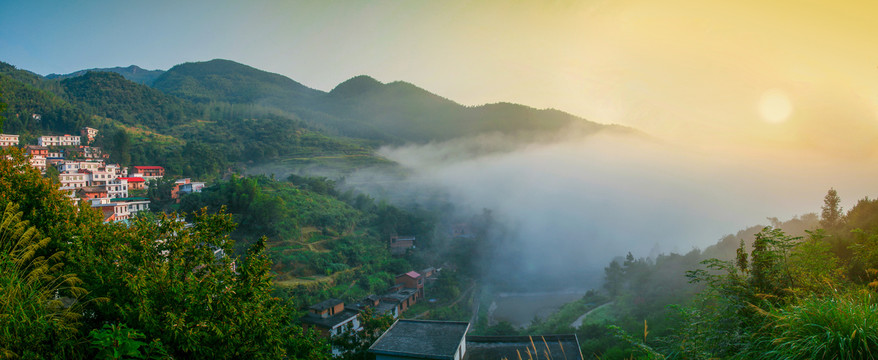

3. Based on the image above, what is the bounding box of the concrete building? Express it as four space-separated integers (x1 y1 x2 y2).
59 172 87 189
300 299 362 338
105 178 129 199
0 134 19 148
81 127 98 144
114 197 150 217
38 135 80 147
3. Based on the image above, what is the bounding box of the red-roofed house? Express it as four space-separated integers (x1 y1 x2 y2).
133 166 164 178
395 271 425 300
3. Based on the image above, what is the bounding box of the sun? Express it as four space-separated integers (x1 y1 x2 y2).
758 89 793 124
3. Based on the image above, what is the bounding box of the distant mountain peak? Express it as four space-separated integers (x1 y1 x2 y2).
46 65 164 85
329 75 383 98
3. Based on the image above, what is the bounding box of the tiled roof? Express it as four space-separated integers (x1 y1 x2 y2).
464 334 583 360
134 166 164 170
119 177 145 182
301 308 359 329
369 320 469 360
401 271 421 279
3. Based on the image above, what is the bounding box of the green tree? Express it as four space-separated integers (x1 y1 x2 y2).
821 188 843 229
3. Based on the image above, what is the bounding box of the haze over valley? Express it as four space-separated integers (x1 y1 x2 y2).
2 1 878 358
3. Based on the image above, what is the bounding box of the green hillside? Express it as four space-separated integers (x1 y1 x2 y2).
46 65 164 85
148 59 623 144
0 62 90 134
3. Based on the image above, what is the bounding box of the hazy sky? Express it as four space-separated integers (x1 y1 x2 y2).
3 0 876 153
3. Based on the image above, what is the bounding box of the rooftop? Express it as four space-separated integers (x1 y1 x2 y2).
399 271 421 279
369 320 469 360
464 335 583 360
309 298 343 311
301 308 359 329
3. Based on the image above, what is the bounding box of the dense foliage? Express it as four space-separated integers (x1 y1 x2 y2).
578 189 878 359
0 149 330 359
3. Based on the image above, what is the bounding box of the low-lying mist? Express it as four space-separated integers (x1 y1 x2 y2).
364 125 878 290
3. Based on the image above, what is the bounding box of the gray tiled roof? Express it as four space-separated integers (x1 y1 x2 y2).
464 334 583 360
369 320 469 359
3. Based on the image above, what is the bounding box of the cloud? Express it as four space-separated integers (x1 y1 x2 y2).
375 128 878 289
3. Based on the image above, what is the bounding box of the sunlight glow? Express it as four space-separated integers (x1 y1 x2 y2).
759 89 793 124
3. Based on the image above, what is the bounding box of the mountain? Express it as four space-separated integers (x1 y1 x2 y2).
152 59 323 107
47 65 164 85
0 61 90 134
60 71 199 130
149 59 624 143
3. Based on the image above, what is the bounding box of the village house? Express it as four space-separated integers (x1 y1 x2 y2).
59 172 87 189
133 166 164 179
89 198 130 222
77 186 107 200
113 197 150 216
60 160 105 173
300 299 362 338
171 178 206 203
119 177 146 190
38 134 80 147
79 168 114 187
368 320 470 360
368 320 584 360
390 236 416 256
395 271 425 300
105 178 128 199
67 146 104 160
28 156 46 173
0 134 19 148
25 145 49 158
104 163 127 177
80 127 98 144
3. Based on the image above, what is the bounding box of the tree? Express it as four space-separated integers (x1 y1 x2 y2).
820 188 843 229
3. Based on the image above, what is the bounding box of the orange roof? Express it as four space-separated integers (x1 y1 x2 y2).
119 177 145 182
134 166 164 170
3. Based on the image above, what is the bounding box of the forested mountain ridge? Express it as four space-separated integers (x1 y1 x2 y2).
47 65 164 85
148 59 627 143
0 60 374 180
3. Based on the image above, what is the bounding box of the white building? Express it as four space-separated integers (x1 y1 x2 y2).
28 156 46 173
105 178 129 199
59 172 87 189
38 135 81 147
0 134 19 148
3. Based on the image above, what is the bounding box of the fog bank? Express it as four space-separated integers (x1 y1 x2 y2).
376 128 878 289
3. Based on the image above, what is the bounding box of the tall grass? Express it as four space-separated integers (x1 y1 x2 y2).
0 202 86 358
749 292 878 360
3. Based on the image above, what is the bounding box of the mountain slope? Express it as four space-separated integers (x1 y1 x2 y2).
148 59 623 144
152 59 323 106
47 65 164 85
0 62 90 134
60 71 200 130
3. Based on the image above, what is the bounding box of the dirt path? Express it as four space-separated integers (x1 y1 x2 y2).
571 301 613 328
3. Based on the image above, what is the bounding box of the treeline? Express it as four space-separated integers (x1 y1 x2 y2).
583 189 878 359
0 149 330 359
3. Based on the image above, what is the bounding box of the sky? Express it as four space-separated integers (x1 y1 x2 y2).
2 0 877 151
4 0 878 283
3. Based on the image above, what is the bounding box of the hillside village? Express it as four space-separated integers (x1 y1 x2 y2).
1 126 204 222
